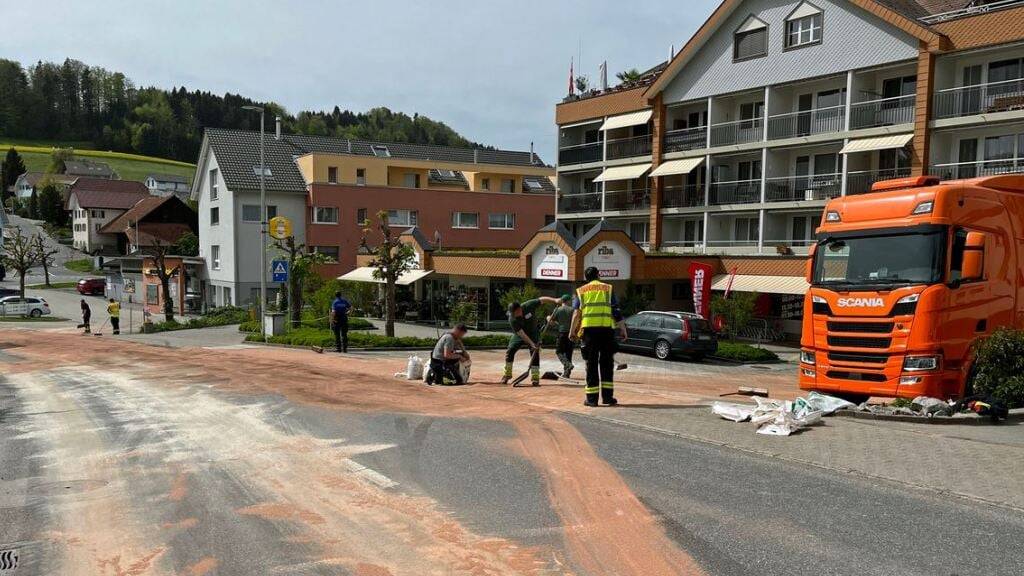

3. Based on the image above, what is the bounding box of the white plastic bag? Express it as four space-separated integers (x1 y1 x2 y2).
406 356 424 380
712 402 754 422
459 357 472 383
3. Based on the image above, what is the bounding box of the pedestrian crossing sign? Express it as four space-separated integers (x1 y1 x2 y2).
272 260 289 282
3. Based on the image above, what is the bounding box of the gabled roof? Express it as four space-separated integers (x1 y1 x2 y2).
15 172 78 187
126 223 194 246
146 173 189 184
401 226 436 252
873 0 971 20
67 178 149 210
537 220 577 247
70 177 149 195
574 219 630 251
63 159 114 178
99 195 175 234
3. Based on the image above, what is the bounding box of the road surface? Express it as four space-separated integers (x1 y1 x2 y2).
1 329 1022 575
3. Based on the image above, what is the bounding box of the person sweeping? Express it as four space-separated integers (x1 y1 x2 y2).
107 298 121 335
79 299 92 334
547 294 576 378
570 267 627 407
501 296 562 386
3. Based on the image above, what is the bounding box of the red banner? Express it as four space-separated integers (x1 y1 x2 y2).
689 262 713 319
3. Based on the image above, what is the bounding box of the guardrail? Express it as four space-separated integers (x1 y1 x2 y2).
846 168 912 195
930 159 1024 180
605 135 653 160
933 77 1024 120
558 142 602 165
557 192 602 214
709 179 761 205
664 126 707 153
767 105 845 140
710 118 764 147
764 174 841 202
662 184 704 208
604 188 651 211
849 95 915 129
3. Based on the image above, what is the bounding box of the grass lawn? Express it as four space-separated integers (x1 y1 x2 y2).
2 142 195 184
0 316 69 322
64 258 96 273
27 282 78 289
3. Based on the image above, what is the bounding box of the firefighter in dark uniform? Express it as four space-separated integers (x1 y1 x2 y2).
570 267 626 407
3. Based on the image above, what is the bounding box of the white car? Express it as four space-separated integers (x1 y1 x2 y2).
0 296 52 318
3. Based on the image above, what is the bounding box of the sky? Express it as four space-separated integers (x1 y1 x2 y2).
1 0 718 163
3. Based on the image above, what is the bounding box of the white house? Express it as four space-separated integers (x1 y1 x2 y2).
145 173 191 199
65 178 150 254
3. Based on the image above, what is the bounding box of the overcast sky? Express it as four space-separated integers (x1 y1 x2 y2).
1 0 717 162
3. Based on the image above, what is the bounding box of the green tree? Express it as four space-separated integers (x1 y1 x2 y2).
37 181 65 226
47 147 74 174
27 189 39 220
1 147 26 204
970 329 1024 407
499 283 540 312
616 68 643 84
173 231 199 257
710 292 758 339
272 235 330 328
365 211 416 337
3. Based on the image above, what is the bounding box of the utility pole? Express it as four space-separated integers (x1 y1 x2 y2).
243 105 267 334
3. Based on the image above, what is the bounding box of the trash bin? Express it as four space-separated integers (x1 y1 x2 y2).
264 312 285 338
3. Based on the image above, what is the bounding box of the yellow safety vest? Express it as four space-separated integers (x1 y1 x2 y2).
577 280 615 329
107 302 120 318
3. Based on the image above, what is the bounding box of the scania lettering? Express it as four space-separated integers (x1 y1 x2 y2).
800 175 1024 403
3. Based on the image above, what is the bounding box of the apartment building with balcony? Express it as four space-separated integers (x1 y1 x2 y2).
556 0 1024 266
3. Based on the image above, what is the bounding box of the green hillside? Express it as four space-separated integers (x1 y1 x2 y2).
2 142 195 184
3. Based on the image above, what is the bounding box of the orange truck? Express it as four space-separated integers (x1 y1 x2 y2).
799 174 1024 403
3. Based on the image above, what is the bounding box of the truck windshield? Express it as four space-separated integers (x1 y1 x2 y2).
813 230 945 287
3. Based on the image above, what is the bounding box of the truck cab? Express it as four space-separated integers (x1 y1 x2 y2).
800 175 1024 402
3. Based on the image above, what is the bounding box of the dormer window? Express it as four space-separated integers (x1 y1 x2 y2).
371 145 391 158
785 2 823 49
733 16 768 61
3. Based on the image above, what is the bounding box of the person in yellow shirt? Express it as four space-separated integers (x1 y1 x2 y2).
570 267 626 407
107 298 121 335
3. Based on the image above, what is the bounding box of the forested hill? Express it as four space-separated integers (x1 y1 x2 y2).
0 58 490 163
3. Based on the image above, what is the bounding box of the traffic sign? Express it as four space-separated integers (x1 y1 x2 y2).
272 260 289 282
268 216 293 240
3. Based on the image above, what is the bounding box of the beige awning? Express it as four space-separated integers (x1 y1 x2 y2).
593 163 652 183
650 157 705 177
710 274 809 296
840 133 913 154
339 267 433 286
600 110 653 131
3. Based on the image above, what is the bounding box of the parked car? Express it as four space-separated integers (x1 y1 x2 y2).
77 278 106 296
618 311 718 361
0 296 52 318
0 287 18 298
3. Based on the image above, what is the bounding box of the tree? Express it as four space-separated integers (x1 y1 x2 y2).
0 229 41 297
33 235 59 288
173 231 199 257
710 292 758 339
27 189 39 220
47 147 74 174
365 211 416 337
616 68 643 84
146 239 180 322
1 148 26 204
37 180 65 226
272 235 330 328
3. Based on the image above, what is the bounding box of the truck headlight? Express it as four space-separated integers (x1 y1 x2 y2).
800 350 816 365
903 355 940 372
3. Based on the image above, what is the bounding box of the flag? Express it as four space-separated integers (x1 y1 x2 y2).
599 61 608 91
569 58 574 96
724 266 738 298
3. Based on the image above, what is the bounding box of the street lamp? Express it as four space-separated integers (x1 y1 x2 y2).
242 105 267 334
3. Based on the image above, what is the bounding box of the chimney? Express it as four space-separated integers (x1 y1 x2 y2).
347 140 352 153
670 44 675 59
473 149 479 164
530 142 535 164
275 116 282 140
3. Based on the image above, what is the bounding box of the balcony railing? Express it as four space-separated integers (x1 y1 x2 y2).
557 191 602 214
710 179 761 205
606 135 653 160
765 238 815 247
767 105 845 140
764 173 842 202
846 168 912 195
662 239 705 250
706 239 759 248
710 118 764 147
931 158 1024 180
664 126 708 153
662 184 705 208
604 188 651 211
558 142 602 166
849 95 915 129
933 78 1024 120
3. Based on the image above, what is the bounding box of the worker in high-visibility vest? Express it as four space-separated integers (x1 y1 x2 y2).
107 298 121 335
570 266 626 407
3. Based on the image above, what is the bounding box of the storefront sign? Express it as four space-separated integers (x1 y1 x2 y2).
583 241 631 280
531 242 568 280
689 262 713 319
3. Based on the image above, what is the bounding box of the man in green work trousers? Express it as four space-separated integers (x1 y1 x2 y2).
547 294 576 378
502 295 562 386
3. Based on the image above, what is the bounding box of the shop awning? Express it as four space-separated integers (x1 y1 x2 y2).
840 133 913 154
338 267 434 286
710 274 809 295
650 157 705 177
600 110 653 131
593 163 652 183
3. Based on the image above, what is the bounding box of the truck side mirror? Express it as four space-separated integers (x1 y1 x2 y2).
805 244 816 284
962 231 986 282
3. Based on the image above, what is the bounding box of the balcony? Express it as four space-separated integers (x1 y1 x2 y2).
764 174 842 203
767 105 845 140
557 191 602 214
710 179 761 205
846 168 911 195
605 134 653 160
664 126 708 153
604 188 651 212
933 78 1024 120
662 239 704 250
706 240 759 249
931 158 1024 180
849 95 915 129
710 118 764 147
662 184 705 208
558 142 602 166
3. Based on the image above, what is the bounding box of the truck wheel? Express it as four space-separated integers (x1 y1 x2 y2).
654 339 672 360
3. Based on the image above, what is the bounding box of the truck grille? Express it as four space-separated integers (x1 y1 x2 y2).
827 336 892 349
826 370 887 382
828 351 889 364
827 321 894 334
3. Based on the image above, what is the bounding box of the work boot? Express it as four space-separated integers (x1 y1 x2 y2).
500 375 511 386
603 398 618 407
563 364 573 379
583 399 599 407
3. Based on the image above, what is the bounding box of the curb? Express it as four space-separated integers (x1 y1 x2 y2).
832 408 1024 425
244 340 509 352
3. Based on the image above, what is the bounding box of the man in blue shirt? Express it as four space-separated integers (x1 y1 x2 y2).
330 291 352 353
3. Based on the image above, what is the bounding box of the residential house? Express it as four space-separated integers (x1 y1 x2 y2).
99 194 198 255
66 178 150 254
63 159 115 179
11 172 78 200
145 173 191 199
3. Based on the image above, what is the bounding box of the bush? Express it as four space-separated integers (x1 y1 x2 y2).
246 328 510 349
239 315 374 334
713 340 779 363
498 283 540 312
309 280 378 318
711 292 758 336
65 258 95 273
142 306 249 333
971 328 1024 407
449 301 479 327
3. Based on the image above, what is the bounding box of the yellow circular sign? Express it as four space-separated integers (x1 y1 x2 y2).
268 216 293 240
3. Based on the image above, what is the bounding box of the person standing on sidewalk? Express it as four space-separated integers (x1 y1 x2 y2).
570 267 626 407
80 299 92 334
501 296 562 386
330 291 352 353
547 294 575 378
107 298 121 335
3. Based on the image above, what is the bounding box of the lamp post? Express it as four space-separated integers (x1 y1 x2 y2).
242 105 267 334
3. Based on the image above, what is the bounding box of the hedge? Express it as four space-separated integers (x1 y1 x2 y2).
713 341 779 363
238 316 374 334
246 328 511 349
141 306 250 333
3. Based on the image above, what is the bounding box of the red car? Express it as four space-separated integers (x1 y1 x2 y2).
77 278 106 296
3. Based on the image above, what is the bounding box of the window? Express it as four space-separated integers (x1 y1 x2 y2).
437 169 456 178
311 246 340 262
327 166 338 183
267 205 278 220
684 219 704 243
252 166 273 177
489 213 516 229
481 178 491 191
94 223 101 232
242 205 260 222
813 153 838 176
451 212 479 229
210 207 219 226
525 178 545 191
313 206 339 224
403 173 421 188
371 145 391 158
630 222 649 244
357 208 367 225
791 216 812 242
209 168 219 200
740 101 765 128
785 12 822 48
734 217 759 242
211 245 221 270
146 284 159 305
356 168 366 185
733 17 768 61
387 209 418 227
501 179 515 193
738 160 762 181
